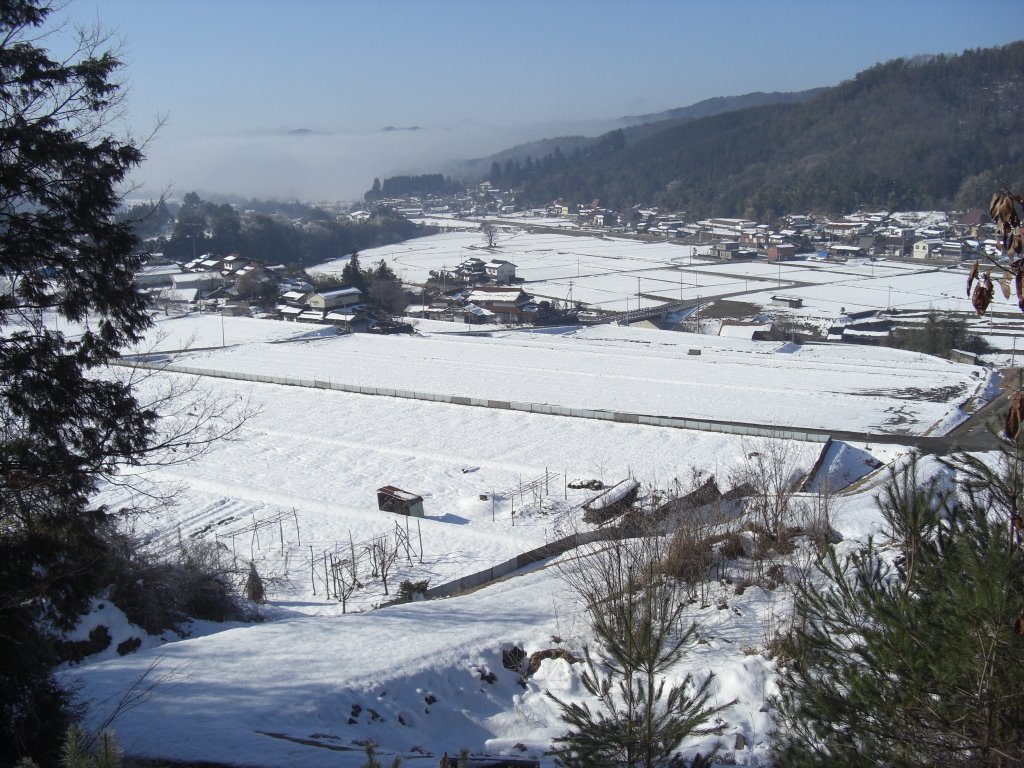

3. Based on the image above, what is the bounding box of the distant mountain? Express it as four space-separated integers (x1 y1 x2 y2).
619 90 829 126
445 89 824 183
451 43 1024 219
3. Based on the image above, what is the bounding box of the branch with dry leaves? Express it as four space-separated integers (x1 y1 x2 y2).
968 190 1024 316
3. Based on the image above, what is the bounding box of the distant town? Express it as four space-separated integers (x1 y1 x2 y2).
133 181 1001 356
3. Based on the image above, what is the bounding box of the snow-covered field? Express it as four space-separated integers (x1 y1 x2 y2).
59 224 1009 767
311 225 1024 356
154 317 992 437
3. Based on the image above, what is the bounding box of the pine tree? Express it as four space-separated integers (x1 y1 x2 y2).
0 2 154 761
548 535 730 767
341 250 368 291
773 453 1024 767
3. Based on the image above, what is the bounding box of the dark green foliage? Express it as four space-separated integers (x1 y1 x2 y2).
160 194 430 266
773 454 1024 767
370 173 458 199
397 579 429 602
0 3 158 760
495 43 1024 217
887 311 991 357
341 251 368 292
338 253 408 316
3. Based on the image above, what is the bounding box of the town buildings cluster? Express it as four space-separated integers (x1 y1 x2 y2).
133 183 998 339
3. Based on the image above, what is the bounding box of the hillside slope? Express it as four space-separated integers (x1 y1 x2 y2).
496 44 1024 217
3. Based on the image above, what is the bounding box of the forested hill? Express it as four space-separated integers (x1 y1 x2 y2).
446 89 825 183
501 43 1024 219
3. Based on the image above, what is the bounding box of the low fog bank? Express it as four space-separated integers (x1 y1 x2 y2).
131 116 620 203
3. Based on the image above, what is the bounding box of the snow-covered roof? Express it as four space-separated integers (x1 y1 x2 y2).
314 287 362 300
139 264 182 278
586 478 640 511
378 485 422 503
171 271 219 287
325 310 356 321
466 289 522 304
161 288 198 303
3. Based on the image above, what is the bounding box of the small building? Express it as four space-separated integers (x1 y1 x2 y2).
766 244 797 262
134 264 183 289
306 287 363 311
912 239 943 260
172 271 221 292
828 244 865 260
771 295 803 309
484 259 516 285
711 241 742 260
376 486 424 518
464 286 532 323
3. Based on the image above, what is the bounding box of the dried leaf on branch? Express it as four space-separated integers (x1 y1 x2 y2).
1005 390 1024 439
971 270 994 316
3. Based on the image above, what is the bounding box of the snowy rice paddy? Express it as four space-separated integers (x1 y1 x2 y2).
62 224 1009 767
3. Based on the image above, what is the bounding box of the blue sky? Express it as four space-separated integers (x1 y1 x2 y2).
60 0 1024 200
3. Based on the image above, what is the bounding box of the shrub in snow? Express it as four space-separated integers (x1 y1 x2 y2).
397 579 429 602
244 561 266 604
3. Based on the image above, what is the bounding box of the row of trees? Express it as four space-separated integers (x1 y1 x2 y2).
365 173 460 200
156 194 427 268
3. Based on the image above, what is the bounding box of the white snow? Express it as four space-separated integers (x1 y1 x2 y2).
54 224 1009 767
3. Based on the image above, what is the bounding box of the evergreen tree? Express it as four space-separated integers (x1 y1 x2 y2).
773 453 1024 767
548 536 730 767
341 250 368 291
0 2 155 761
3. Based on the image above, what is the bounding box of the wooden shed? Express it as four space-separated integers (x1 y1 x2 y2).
376 486 424 518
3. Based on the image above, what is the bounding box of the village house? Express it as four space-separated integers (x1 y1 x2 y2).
306 287 363 312
455 257 487 283
134 263 183 289
484 259 516 285
912 238 944 260
827 244 866 260
710 241 756 261
171 271 221 293
823 220 867 242
699 217 758 240
464 285 533 324
766 243 798 262
220 253 246 274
